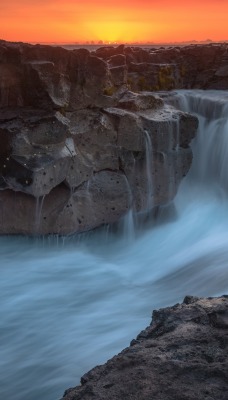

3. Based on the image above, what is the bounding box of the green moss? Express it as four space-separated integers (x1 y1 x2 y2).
138 76 146 91
103 86 116 96
180 64 187 77
127 77 133 89
137 76 152 91
157 66 175 90
151 85 160 91
58 104 69 116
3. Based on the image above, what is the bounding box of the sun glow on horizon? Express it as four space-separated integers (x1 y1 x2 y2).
0 1 228 44
84 20 162 43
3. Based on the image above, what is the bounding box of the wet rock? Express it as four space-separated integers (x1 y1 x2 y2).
1 42 228 111
3 139 75 197
0 111 72 197
117 91 163 111
104 107 145 151
0 41 201 235
0 184 70 235
0 171 130 235
109 65 127 86
68 109 119 174
56 171 131 234
61 296 228 400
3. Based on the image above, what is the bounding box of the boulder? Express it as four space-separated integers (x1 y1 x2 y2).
117 91 163 111
109 65 127 86
95 45 125 60
0 111 71 197
61 296 228 400
104 107 145 151
108 54 126 67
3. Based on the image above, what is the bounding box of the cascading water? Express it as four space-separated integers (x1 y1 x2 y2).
122 176 135 241
0 90 228 400
35 196 45 233
172 90 228 190
144 130 153 210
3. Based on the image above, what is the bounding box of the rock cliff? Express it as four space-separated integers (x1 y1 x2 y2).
61 295 228 400
2 40 221 234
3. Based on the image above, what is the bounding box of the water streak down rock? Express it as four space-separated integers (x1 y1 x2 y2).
62 296 228 400
0 41 202 234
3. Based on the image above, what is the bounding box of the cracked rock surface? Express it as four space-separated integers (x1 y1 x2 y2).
0 41 202 234
61 296 228 400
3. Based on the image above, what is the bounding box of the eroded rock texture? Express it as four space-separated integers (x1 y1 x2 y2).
0 40 204 234
62 296 228 400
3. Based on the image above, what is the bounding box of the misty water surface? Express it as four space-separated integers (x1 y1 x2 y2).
0 90 228 400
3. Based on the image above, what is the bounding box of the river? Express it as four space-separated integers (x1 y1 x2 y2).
0 90 228 399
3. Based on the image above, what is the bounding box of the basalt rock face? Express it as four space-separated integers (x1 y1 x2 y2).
0 103 197 235
0 41 200 235
62 296 228 400
1 41 228 109
92 42 228 92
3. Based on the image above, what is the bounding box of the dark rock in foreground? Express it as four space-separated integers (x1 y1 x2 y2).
62 296 228 400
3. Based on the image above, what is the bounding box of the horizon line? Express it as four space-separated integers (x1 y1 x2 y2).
1 38 228 46
31 40 228 45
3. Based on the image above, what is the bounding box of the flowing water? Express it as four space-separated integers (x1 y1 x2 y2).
1 90 228 400
144 130 153 210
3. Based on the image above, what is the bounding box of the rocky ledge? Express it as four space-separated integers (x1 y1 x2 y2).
3 40 228 235
0 40 201 235
62 295 228 400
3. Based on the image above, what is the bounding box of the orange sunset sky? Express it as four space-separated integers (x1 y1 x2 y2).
0 0 228 44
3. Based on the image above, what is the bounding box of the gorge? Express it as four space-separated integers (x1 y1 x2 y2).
0 41 228 400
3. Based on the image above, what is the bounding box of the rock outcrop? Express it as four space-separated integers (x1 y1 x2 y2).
0 40 200 235
61 295 228 400
1 41 228 111
93 42 228 92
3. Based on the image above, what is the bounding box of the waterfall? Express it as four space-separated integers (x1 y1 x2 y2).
122 176 135 241
144 130 153 211
1 90 228 400
35 195 45 233
172 90 228 194
172 90 228 120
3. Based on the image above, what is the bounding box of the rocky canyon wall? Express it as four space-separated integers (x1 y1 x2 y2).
3 41 224 234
